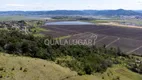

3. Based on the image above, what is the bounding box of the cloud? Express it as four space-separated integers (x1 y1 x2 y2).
6 4 25 7
137 1 142 4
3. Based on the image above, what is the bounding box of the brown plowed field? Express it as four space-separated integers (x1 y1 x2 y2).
42 25 142 55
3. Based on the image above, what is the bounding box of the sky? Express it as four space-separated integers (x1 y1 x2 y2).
0 0 142 11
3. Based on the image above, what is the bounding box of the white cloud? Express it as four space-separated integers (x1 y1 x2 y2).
1 0 141 11
6 4 25 7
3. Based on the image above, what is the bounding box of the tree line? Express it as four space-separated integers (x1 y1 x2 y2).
0 28 141 75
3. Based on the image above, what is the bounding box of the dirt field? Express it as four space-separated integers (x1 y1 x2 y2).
42 25 142 55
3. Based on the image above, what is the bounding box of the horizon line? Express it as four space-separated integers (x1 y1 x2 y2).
0 9 142 12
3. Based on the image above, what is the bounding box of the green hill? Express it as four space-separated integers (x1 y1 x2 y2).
0 53 142 80
0 53 77 80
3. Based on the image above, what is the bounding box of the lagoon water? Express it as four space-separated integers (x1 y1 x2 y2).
45 21 93 25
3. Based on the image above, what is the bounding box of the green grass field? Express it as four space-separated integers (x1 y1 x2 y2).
31 27 48 33
0 16 45 21
0 53 77 80
31 27 50 37
90 19 142 26
68 65 142 80
0 53 142 80
0 16 29 21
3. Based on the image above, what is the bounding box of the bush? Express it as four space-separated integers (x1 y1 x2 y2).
0 29 127 75
0 46 3 52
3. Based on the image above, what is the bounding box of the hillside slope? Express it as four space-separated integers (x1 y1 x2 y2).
0 53 142 80
0 53 77 80
68 65 142 80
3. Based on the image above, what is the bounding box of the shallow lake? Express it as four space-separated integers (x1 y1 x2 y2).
45 21 93 25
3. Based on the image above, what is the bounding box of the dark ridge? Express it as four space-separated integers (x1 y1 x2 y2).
0 9 141 16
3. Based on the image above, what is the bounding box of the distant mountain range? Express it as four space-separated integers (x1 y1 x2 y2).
0 9 142 16
135 10 142 13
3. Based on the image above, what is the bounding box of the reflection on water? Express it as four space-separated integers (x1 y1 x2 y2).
45 21 93 25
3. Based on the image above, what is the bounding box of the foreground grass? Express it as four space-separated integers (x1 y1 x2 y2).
68 65 142 80
0 53 142 80
0 53 77 80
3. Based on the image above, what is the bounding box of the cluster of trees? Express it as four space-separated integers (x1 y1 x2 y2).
0 29 128 75
54 45 125 75
0 29 50 58
130 63 142 74
127 58 142 74
0 20 45 30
